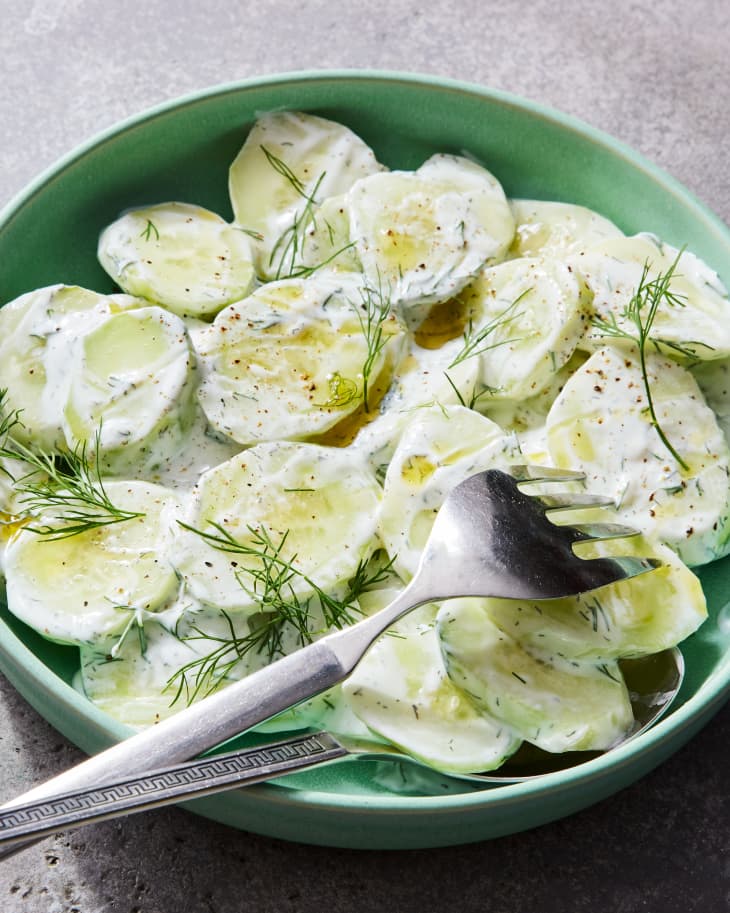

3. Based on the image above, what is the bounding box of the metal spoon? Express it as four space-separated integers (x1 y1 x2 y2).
0 647 683 855
0 466 671 855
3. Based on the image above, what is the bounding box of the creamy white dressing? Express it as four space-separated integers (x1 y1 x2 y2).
145 407 243 491
98 201 256 319
0 111 724 775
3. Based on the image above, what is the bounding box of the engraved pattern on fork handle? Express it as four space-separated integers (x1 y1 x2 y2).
0 733 347 853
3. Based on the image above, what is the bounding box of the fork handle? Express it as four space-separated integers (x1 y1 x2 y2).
0 732 347 856
4 639 347 805
0 582 423 855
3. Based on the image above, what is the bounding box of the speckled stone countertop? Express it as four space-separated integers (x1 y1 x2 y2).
1 2 729 910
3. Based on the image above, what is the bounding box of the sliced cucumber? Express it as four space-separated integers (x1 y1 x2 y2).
483 534 706 661
692 356 730 448
546 345 730 566
63 306 198 474
171 441 382 613
0 285 141 450
378 405 520 578
482 351 589 464
77 616 199 728
0 455 31 516
437 598 634 752
195 275 404 446
296 193 362 275
343 597 521 774
228 111 384 280
98 202 256 320
508 199 624 259
0 457 32 577
255 683 379 740
345 155 514 325
417 154 515 260
77 590 352 730
576 233 730 358
4 481 183 645
455 256 590 402
350 335 480 469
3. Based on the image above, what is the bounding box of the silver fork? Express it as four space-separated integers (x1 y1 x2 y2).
0 465 661 855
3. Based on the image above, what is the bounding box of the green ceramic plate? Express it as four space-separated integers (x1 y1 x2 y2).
1 70 730 850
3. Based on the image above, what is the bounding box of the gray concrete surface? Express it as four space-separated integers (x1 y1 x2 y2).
1 1 730 910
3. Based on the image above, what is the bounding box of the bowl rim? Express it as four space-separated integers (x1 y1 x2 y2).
2 598 729 815
1 67 730 822
2 68 729 247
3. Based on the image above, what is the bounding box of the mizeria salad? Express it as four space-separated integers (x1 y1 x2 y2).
0 111 728 778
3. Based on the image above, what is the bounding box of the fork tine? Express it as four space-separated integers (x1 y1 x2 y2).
594 555 663 577
564 521 641 541
538 493 617 511
508 464 586 483
427 469 661 600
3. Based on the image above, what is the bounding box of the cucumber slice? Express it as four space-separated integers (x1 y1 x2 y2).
195 275 404 446
692 357 730 448
546 345 730 566
343 599 520 774
0 455 31 516
228 111 384 280
0 285 141 450
63 306 198 474
77 591 329 729
296 193 362 275
97 202 256 319
255 682 378 740
378 405 520 578
508 199 623 259
3 481 183 645
346 154 514 325
482 351 589 464
483 534 706 661
0 457 32 577
171 441 382 613
576 233 730 358
455 256 590 402
77 617 198 728
437 598 634 752
350 334 480 470
417 154 515 262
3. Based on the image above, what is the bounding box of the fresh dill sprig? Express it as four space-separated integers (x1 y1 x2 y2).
448 288 531 368
0 391 145 540
168 520 394 704
0 394 21 455
139 219 160 242
261 146 354 280
11 440 145 540
443 371 467 407
235 226 265 242
352 277 394 412
589 254 692 470
168 609 252 705
442 372 499 410
108 603 148 659
261 145 312 198
596 663 621 684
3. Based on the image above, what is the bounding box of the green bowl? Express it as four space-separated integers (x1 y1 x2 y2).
1 70 730 849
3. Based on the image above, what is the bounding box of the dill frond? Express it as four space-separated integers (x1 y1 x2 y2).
448 287 531 368
590 253 692 469
0 391 144 540
168 520 394 704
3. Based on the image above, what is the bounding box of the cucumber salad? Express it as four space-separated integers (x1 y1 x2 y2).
0 110 728 778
